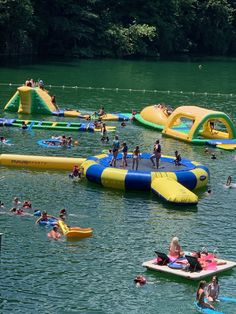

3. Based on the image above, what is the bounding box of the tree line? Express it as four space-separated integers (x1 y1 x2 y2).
0 0 236 58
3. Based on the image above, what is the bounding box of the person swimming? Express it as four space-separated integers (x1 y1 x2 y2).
134 275 146 286
226 175 232 187
47 225 61 240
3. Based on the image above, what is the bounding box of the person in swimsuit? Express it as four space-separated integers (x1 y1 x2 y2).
132 146 140 170
36 211 57 224
13 197 21 207
196 281 215 310
174 151 181 166
207 276 219 301
168 237 184 259
121 142 128 167
110 135 120 167
47 225 61 240
101 123 109 143
22 200 32 208
134 275 146 286
150 140 161 169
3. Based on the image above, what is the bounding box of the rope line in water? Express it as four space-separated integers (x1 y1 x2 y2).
0 82 235 98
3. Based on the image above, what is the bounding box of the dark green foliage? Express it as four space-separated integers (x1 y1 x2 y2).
0 0 236 58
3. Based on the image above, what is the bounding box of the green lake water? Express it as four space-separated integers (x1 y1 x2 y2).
0 59 236 313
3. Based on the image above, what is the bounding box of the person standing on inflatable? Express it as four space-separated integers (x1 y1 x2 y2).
110 135 120 167
150 140 161 169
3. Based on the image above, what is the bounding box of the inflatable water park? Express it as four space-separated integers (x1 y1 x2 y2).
0 152 209 205
1 84 236 314
4 86 236 150
135 104 236 150
4 86 130 121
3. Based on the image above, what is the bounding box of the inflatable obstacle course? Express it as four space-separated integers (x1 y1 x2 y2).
0 118 116 133
135 104 236 150
4 87 131 120
4 86 59 114
0 152 209 206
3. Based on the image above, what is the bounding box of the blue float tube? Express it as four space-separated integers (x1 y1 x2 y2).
38 218 58 226
37 139 72 148
194 302 224 314
168 257 187 270
33 210 41 217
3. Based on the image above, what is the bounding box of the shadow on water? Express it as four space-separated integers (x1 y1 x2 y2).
144 267 235 287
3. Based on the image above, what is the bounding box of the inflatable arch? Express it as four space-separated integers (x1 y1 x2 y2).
162 106 236 145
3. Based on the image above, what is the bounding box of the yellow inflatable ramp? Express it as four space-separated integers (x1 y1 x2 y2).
151 177 198 205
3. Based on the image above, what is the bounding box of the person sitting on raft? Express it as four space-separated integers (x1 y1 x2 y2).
35 211 57 224
168 236 184 260
47 225 61 240
174 150 181 166
207 276 220 302
196 280 215 310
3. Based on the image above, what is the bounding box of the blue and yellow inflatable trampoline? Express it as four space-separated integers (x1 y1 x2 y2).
82 153 209 205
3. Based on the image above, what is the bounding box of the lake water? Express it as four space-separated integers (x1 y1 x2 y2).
0 59 236 313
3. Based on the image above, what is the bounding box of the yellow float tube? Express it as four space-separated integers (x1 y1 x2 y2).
58 220 93 240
